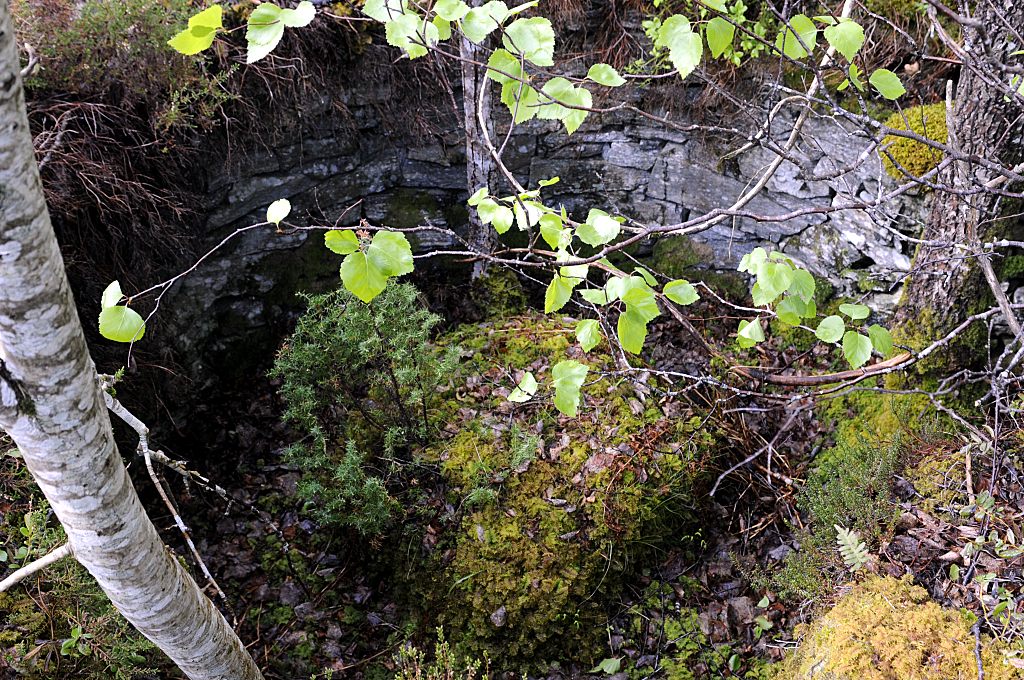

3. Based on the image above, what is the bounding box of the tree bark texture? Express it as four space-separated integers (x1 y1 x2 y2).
461 9 498 279
0 3 262 679
895 0 1024 336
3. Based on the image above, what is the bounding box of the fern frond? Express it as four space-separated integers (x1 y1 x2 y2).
835 524 870 572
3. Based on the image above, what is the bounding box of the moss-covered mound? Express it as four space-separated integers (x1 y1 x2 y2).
880 103 948 180
777 576 1023 679
414 314 718 669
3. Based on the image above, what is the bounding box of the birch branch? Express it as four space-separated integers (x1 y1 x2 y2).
100 382 229 607
0 542 73 592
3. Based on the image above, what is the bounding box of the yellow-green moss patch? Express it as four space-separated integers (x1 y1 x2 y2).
880 103 948 180
777 576 1021 679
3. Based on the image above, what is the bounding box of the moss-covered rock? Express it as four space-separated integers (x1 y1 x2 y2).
777 576 1022 679
879 103 948 181
647 236 748 300
412 314 717 670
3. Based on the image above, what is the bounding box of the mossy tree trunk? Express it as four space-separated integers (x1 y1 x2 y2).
0 4 262 679
460 1 498 279
895 0 1024 342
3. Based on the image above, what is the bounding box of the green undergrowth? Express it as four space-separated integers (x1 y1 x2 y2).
0 454 162 679
399 313 720 671
753 432 908 603
271 283 459 535
776 576 1024 679
623 582 776 679
12 0 233 132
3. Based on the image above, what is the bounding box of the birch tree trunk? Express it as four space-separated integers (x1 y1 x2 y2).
895 0 1024 339
0 4 262 679
460 7 498 279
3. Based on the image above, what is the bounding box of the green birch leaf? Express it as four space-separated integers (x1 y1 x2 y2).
736 318 765 348
468 187 489 206
867 324 893 358
823 19 864 61
537 77 591 134
579 288 610 305
839 303 870 320
618 308 650 354
508 371 538 402
575 319 602 352
500 81 541 123
502 17 555 66
189 4 223 29
545 273 576 313
366 230 414 277
815 315 845 343
99 306 146 343
340 252 388 303
776 295 809 326
101 281 124 309
514 200 543 231
461 0 508 43
433 15 452 40
486 48 525 84
664 279 699 305
869 68 906 99
706 16 735 59
434 0 471 21
492 205 514 233
655 15 703 79
325 230 360 255
386 13 437 58
738 247 767 273
621 278 660 321
634 266 658 288
540 213 570 249
363 0 407 22
576 208 620 246
280 1 316 27
246 3 285 63
589 658 622 674
775 14 816 59
587 63 626 86
788 269 816 301
842 331 873 368
168 5 223 55
552 360 588 417
757 261 794 303
266 198 291 225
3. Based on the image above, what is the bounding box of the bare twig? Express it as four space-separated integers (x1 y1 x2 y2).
100 382 230 608
0 542 73 593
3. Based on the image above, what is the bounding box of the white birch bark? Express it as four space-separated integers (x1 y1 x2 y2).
0 3 262 678
460 1 498 279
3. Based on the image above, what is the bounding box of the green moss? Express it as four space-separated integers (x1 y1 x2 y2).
410 314 717 670
777 576 1021 679
905 447 963 516
1000 254 1024 281
879 103 948 180
468 267 528 319
647 236 748 299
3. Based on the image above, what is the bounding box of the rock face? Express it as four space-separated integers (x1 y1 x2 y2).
162 62 923 388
